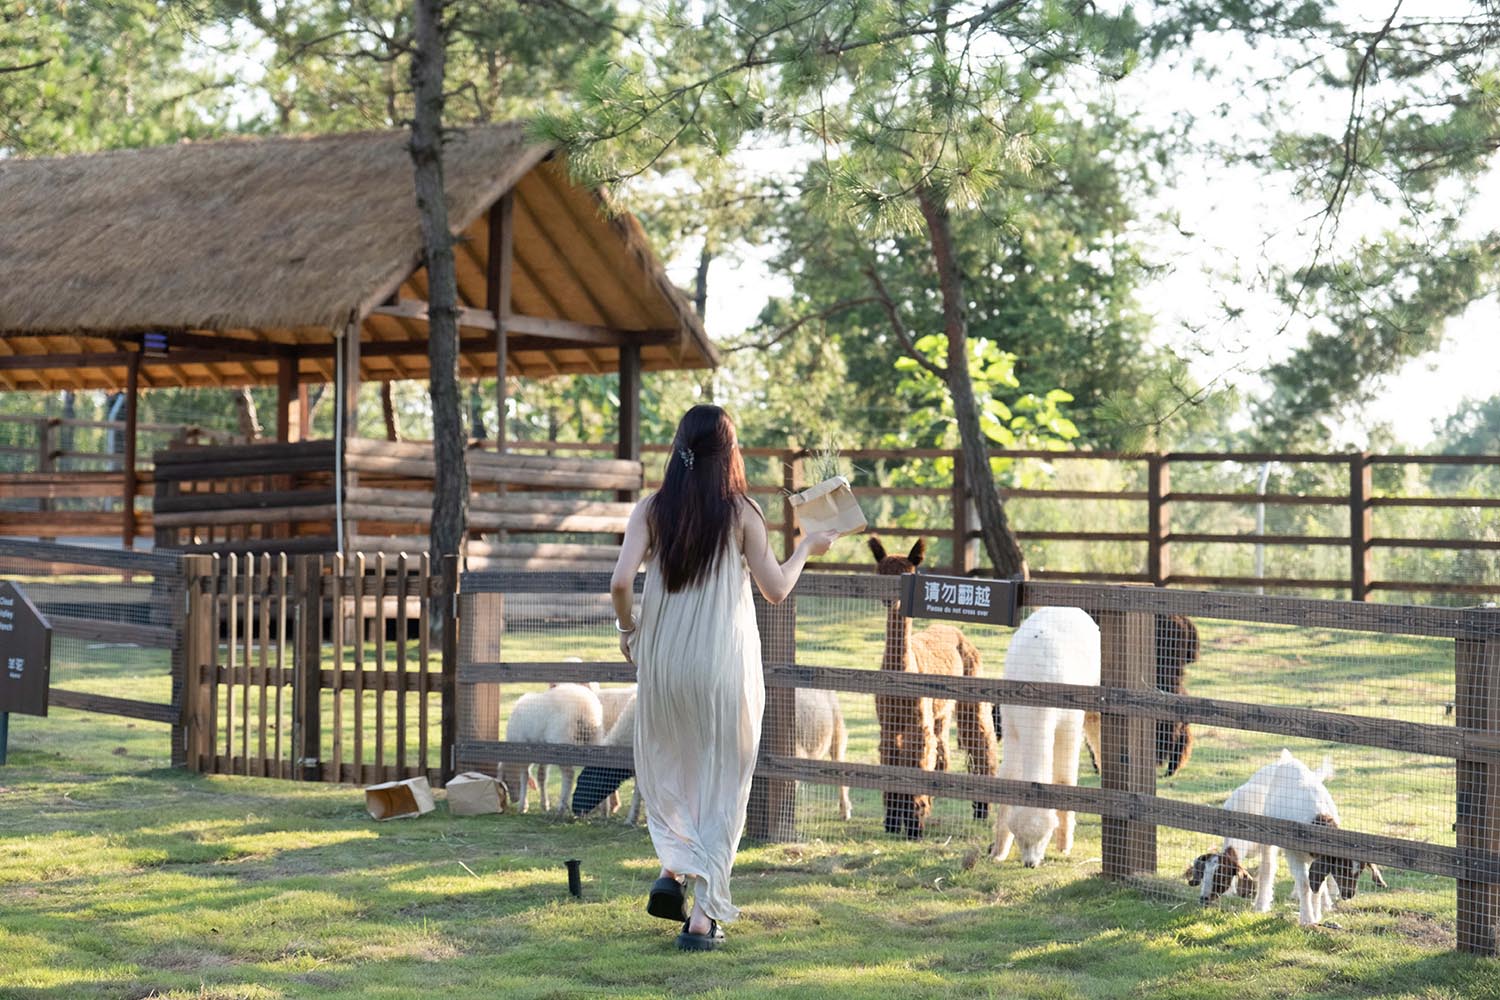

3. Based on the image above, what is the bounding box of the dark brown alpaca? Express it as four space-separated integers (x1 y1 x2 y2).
1155 614 1198 777
870 537 998 838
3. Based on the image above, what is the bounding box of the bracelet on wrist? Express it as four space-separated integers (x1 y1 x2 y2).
614 620 636 633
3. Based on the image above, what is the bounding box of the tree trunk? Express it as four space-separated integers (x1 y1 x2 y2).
381 381 399 441
917 186 1028 579
410 0 468 563
235 388 262 441
693 245 712 318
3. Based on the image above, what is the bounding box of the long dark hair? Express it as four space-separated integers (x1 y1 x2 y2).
648 404 749 592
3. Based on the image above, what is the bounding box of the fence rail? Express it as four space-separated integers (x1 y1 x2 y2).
456 569 1500 956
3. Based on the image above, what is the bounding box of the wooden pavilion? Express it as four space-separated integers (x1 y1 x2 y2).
0 123 716 562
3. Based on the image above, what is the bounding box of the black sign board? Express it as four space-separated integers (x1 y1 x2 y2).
0 582 52 717
901 572 1021 627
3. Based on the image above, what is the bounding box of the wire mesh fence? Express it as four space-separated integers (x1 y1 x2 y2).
457 568 1500 955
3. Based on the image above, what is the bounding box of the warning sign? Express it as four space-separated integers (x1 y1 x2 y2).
0 582 52 717
900 572 1021 628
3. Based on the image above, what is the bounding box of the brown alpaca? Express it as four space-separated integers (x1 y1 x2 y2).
870 536 999 838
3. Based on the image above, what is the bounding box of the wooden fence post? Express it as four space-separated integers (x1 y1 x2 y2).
1147 455 1170 588
441 554 461 785
747 593 797 841
1456 624 1500 956
36 417 55 543
781 449 801 561
294 554 324 781
1097 608 1157 879
179 554 215 772
1350 452 1372 602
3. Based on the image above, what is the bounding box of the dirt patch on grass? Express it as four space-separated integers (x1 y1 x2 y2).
144 946 236 971
1390 910 1452 949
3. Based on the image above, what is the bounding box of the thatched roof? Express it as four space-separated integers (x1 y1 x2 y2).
0 122 717 390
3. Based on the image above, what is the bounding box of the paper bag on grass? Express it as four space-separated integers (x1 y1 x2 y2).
788 476 867 537
445 771 505 816
365 776 436 821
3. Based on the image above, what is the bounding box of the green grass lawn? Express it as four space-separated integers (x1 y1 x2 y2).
5 597 1496 999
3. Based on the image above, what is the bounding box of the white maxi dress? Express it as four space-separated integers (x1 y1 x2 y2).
632 531 764 923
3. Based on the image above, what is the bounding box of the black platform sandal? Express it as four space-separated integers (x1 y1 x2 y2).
646 875 687 922
676 918 725 951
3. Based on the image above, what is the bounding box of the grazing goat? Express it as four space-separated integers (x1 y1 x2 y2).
501 683 604 815
992 606 1102 867
871 537 998 838
1184 749 1385 926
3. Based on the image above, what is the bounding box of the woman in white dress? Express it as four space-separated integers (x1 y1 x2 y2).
609 405 837 951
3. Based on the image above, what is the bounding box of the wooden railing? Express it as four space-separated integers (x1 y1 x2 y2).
151 438 640 569
0 414 227 546
507 441 1500 602
455 569 1500 956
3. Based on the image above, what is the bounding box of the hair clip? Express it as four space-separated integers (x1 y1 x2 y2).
678 447 695 470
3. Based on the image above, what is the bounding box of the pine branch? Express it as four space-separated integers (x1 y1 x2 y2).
864 262 947 379
724 297 883 353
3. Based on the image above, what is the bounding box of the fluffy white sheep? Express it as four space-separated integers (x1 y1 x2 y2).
992 606 1102 868
501 683 604 815
794 687 852 821
589 682 638 735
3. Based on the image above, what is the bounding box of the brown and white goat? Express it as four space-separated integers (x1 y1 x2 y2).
870 537 998 838
1184 749 1385 925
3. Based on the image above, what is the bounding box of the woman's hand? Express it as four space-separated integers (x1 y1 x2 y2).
802 529 841 557
618 629 636 665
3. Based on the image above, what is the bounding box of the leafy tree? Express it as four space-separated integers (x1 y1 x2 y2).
0 1 237 155
1143 2 1500 445
541 0 1144 576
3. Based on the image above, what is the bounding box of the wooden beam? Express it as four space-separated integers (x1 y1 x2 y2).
276 356 296 443
617 342 640 504
121 330 296 359
339 321 361 442
368 302 675 347
123 351 140 550
489 193 514 452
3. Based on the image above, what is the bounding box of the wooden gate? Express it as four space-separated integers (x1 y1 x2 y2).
180 552 447 783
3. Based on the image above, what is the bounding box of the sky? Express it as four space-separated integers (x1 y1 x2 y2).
668 3 1499 448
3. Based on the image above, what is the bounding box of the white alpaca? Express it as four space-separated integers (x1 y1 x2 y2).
992 606 1102 867
1185 749 1382 926
501 683 604 815
794 688 853 821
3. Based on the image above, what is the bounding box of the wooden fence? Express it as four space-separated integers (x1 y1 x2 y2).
0 413 224 546
454 569 1500 957
0 538 189 763
510 441 1500 601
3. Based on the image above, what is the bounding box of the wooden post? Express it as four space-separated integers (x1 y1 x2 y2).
617 342 642 504
1350 452 1372 601
1097 608 1157 879
276 356 297 443
781 449 801 560
297 383 311 441
1456 624 1500 956
339 323 362 442
36 417 54 543
440 554 461 784
952 452 977 575
1147 455 1170 588
488 193 514 453
122 351 140 550
746 593 797 841
294 555 324 781
180 554 215 772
